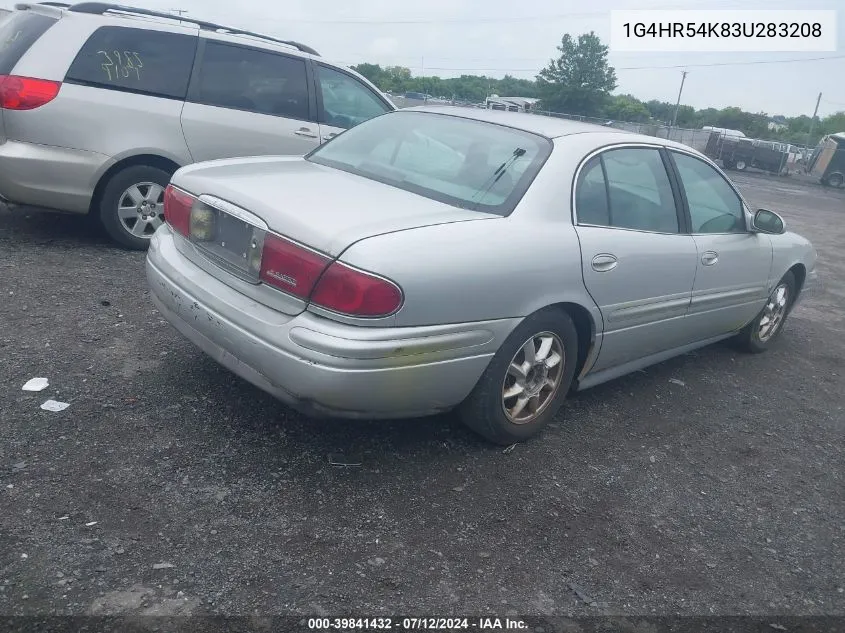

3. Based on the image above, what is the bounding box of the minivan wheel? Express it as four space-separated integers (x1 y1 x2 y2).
458 308 579 445
98 165 172 250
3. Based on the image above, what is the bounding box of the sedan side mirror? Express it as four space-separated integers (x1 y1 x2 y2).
751 208 786 235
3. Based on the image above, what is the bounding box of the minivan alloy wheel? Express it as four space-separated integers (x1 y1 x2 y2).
502 331 565 424
117 182 165 238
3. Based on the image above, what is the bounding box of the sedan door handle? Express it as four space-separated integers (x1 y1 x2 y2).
591 253 618 272
323 132 338 141
701 251 719 266
294 127 318 139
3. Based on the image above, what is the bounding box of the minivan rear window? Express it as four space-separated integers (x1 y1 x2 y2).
0 11 57 75
65 26 197 100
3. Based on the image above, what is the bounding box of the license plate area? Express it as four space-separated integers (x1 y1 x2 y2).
190 202 266 283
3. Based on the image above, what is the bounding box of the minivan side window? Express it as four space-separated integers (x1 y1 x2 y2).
575 148 679 233
316 65 391 129
65 27 197 100
0 11 58 75
671 151 746 233
195 41 310 120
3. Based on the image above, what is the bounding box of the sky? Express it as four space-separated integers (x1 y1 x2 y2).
14 0 845 118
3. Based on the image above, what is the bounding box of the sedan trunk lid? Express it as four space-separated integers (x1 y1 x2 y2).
171 155 497 257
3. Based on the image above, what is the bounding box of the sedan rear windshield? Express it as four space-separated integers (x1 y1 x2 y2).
306 111 551 216
0 11 57 75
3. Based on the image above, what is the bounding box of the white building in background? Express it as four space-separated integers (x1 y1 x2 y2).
701 126 746 138
485 96 541 113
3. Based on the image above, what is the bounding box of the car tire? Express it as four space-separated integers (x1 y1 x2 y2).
734 271 796 354
98 165 173 250
827 172 844 188
735 159 747 171
458 308 579 445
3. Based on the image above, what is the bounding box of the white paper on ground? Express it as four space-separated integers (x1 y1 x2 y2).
22 378 49 392
40 400 69 412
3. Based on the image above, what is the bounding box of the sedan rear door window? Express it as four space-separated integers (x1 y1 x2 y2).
592 148 680 233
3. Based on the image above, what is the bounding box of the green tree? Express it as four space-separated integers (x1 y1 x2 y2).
535 32 617 117
350 63 385 86
603 94 650 122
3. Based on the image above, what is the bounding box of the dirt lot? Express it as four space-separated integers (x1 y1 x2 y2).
0 173 843 620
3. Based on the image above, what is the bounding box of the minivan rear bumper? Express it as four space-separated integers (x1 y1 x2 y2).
0 139 108 213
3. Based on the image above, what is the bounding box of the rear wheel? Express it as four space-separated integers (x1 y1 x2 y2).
734 271 796 353
827 172 844 188
98 165 172 250
458 308 579 445
735 159 747 171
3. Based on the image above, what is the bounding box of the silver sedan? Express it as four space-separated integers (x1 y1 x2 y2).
145 107 820 444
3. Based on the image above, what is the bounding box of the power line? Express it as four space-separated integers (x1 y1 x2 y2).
254 0 793 25
342 54 845 74
617 54 845 71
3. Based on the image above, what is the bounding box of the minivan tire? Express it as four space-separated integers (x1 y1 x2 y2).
98 165 173 250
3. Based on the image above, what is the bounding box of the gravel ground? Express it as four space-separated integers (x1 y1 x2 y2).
0 173 843 619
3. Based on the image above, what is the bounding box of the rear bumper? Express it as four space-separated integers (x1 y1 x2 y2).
146 227 519 419
0 139 108 213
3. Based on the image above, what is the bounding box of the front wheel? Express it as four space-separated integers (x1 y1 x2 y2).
458 308 579 445
827 172 844 188
98 165 172 250
734 271 796 353
735 159 747 171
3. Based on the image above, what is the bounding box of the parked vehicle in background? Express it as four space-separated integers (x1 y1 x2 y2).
705 133 799 175
146 107 820 445
0 2 395 249
485 96 540 113
806 133 845 188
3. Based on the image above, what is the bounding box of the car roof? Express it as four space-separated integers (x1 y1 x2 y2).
399 106 700 152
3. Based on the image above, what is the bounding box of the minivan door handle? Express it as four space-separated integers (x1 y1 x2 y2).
294 127 318 139
591 254 618 272
701 251 719 266
323 132 339 141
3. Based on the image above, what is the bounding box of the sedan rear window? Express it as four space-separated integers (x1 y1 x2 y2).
306 111 552 215
0 11 57 75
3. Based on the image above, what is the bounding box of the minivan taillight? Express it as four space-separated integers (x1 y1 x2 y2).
310 262 403 317
163 184 194 237
0 75 60 110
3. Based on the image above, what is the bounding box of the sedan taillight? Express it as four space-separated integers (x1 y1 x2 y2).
163 184 194 237
310 262 403 317
259 233 331 300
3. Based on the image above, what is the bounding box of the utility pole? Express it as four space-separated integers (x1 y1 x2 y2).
171 9 188 16
670 70 688 129
806 92 822 150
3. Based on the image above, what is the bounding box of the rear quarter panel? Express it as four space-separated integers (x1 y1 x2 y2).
338 216 597 329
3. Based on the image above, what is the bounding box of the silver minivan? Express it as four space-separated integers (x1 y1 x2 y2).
0 2 396 248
